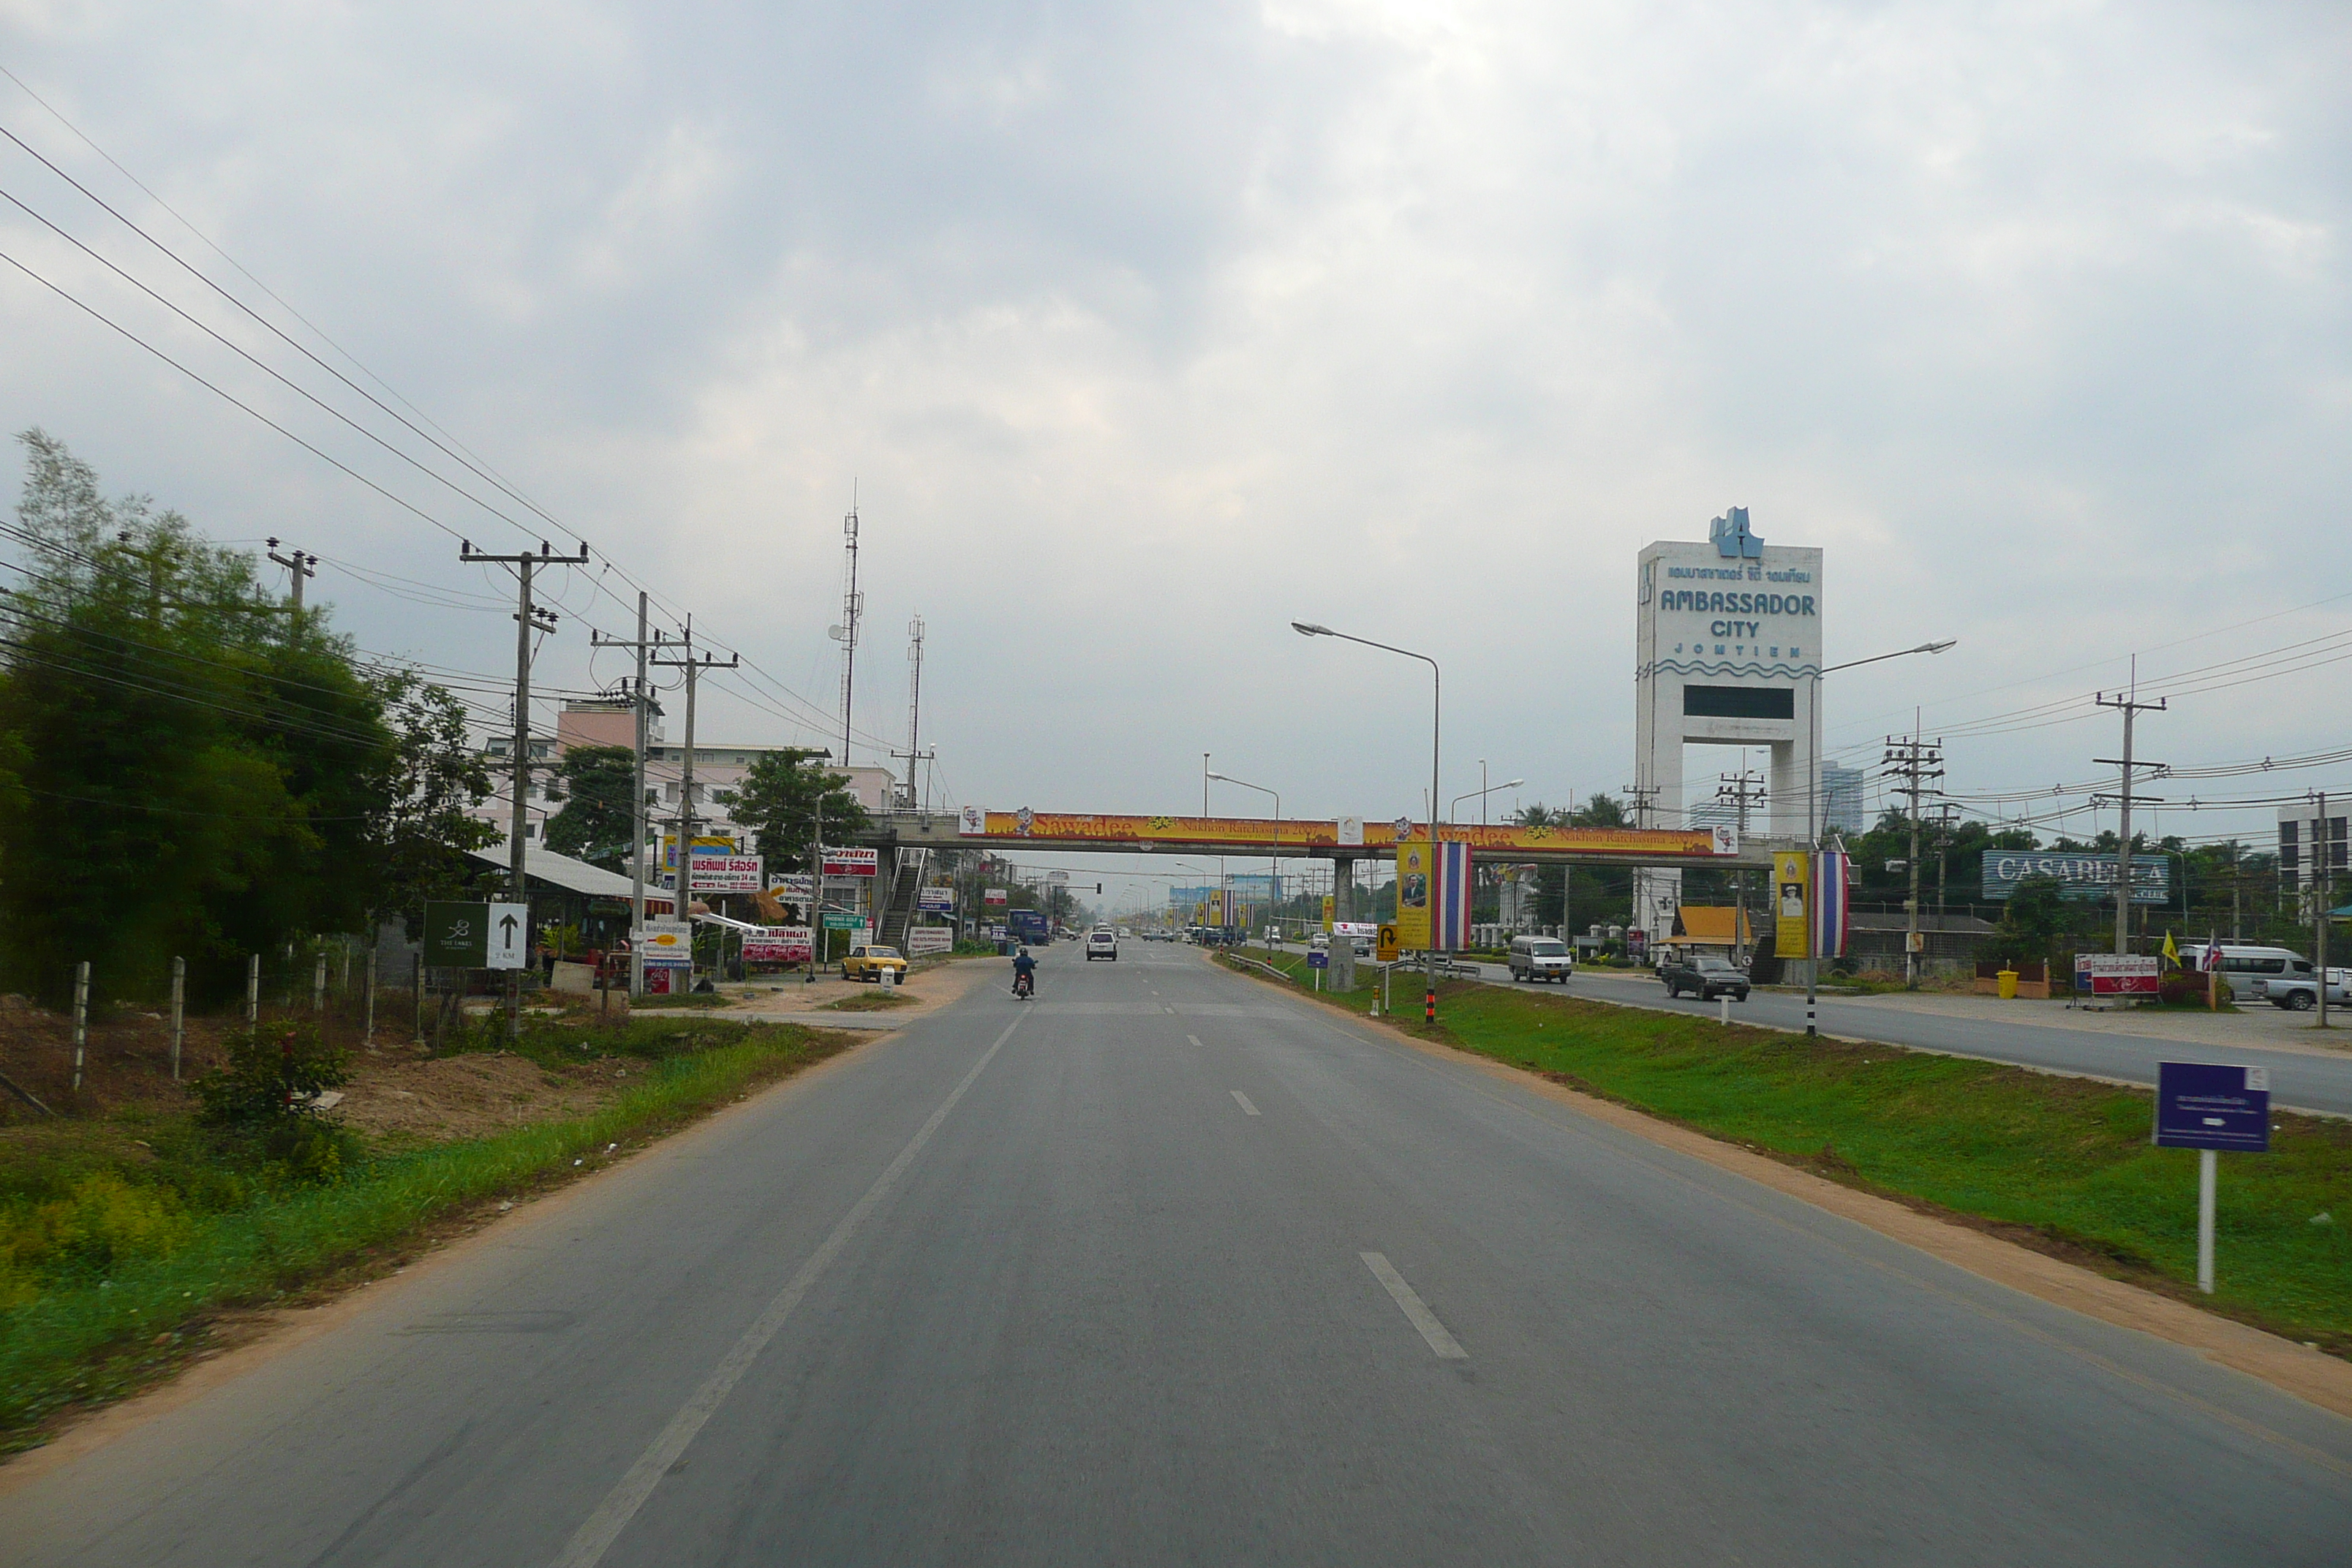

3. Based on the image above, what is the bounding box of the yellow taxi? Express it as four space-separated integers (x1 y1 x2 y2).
840 944 908 982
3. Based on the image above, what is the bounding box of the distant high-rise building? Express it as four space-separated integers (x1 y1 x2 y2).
1823 764 1866 834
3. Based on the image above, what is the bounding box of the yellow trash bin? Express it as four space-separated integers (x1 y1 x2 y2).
1997 969 2019 1000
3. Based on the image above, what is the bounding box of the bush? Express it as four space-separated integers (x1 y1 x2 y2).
2157 970 2231 1007
192 1022 357 1181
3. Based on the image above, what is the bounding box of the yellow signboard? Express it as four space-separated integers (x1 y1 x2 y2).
1774 851 1811 958
1376 924 1401 962
1322 894 1335 932
1396 840 1432 951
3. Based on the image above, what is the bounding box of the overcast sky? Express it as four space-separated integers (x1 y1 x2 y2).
3 1 2347 912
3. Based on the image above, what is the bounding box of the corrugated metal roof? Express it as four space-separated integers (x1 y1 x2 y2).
469 845 642 900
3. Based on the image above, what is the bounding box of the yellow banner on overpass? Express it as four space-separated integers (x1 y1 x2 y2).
960 810 1730 859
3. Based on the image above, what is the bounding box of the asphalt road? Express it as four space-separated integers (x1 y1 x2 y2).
1548 964 2352 1118
5 944 2348 1564
1284 943 2352 1117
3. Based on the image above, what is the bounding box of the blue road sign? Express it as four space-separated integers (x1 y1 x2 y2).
1307 949 1330 969
2155 1062 2271 1152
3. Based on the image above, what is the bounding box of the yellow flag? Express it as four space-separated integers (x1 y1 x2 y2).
2162 930 2179 967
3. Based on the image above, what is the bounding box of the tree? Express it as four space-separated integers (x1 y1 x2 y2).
0 431 491 1002
363 675 499 930
1991 877 2074 967
543 745 638 870
726 750 869 870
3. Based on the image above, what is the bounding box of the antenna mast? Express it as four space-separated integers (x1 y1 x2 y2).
829 493 864 768
892 615 935 813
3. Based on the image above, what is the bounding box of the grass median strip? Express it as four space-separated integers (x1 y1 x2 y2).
1223 949 2352 1350
0 1017 853 1452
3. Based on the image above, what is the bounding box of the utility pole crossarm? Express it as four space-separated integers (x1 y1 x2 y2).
265 538 318 611
458 539 589 1036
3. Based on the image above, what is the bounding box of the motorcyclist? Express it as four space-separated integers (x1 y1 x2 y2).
1011 945 1037 998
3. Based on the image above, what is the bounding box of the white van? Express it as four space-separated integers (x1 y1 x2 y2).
2177 943 2312 984
1508 934 1575 984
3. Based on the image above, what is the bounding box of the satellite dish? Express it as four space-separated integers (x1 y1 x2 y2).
827 625 846 640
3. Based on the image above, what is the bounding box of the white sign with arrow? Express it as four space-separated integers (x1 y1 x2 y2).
486 902 530 970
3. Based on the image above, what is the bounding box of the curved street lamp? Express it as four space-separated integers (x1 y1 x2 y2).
1294 621 1444 1022
1804 638 1956 1033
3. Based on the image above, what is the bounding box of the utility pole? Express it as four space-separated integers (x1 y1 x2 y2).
1716 764 1766 965
2095 668 2168 965
265 538 317 610
828 498 863 767
462 539 587 1035
1621 781 1665 960
591 594 661 995
1882 725 1945 984
2317 788 2333 1030
651 622 739 954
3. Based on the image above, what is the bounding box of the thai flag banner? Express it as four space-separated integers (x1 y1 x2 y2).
1436 840 1473 952
1814 849 1852 959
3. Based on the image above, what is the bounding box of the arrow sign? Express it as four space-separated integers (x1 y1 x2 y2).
486 902 530 970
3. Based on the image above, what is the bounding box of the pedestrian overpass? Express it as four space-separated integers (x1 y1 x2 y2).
859 808 1787 869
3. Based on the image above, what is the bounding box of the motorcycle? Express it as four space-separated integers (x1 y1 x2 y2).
1012 968 1034 1000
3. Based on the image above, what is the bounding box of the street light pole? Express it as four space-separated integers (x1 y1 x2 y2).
1293 622 1441 1022
1804 639 1956 1035
1207 772 1279 941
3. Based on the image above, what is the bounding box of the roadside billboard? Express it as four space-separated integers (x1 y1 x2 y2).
918 884 956 912
906 927 953 957
1395 841 1431 950
1983 851 2170 904
742 926 813 964
2076 953 2161 995
1773 852 1811 958
687 853 764 894
822 847 881 878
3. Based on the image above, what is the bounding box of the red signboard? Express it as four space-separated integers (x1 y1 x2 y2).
821 847 880 877
742 926 814 964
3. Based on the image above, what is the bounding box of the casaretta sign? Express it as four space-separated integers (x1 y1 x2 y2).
1982 851 2169 903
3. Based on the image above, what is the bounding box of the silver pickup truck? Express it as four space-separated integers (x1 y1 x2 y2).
2253 968 2352 1011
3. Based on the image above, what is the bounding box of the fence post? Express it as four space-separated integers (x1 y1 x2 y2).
364 947 378 1047
170 956 185 1082
414 961 425 1046
313 949 327 1014
72 960 89 1092
246 953 260 1026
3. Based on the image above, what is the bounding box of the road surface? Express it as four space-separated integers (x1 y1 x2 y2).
1293 944 2352 1117
4 943 2346 1564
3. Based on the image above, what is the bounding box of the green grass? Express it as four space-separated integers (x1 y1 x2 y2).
824 989 918 1011
0 1017 848 1449
1225 951 2352 1348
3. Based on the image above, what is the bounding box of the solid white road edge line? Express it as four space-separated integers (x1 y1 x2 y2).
1230 1090 1261 1117
548 1011 1028 1568
1360 1251 1469 1360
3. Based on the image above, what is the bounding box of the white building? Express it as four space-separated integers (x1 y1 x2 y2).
1632 508 1823 941
2279 803 2348 895
471 697 894 852
1822 763 1866 834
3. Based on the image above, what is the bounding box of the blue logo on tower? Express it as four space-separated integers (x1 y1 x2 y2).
1711 506 1763 559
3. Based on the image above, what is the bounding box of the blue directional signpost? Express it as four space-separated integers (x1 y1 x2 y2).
1308 946 1329 991
2155 1061 2271 1294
